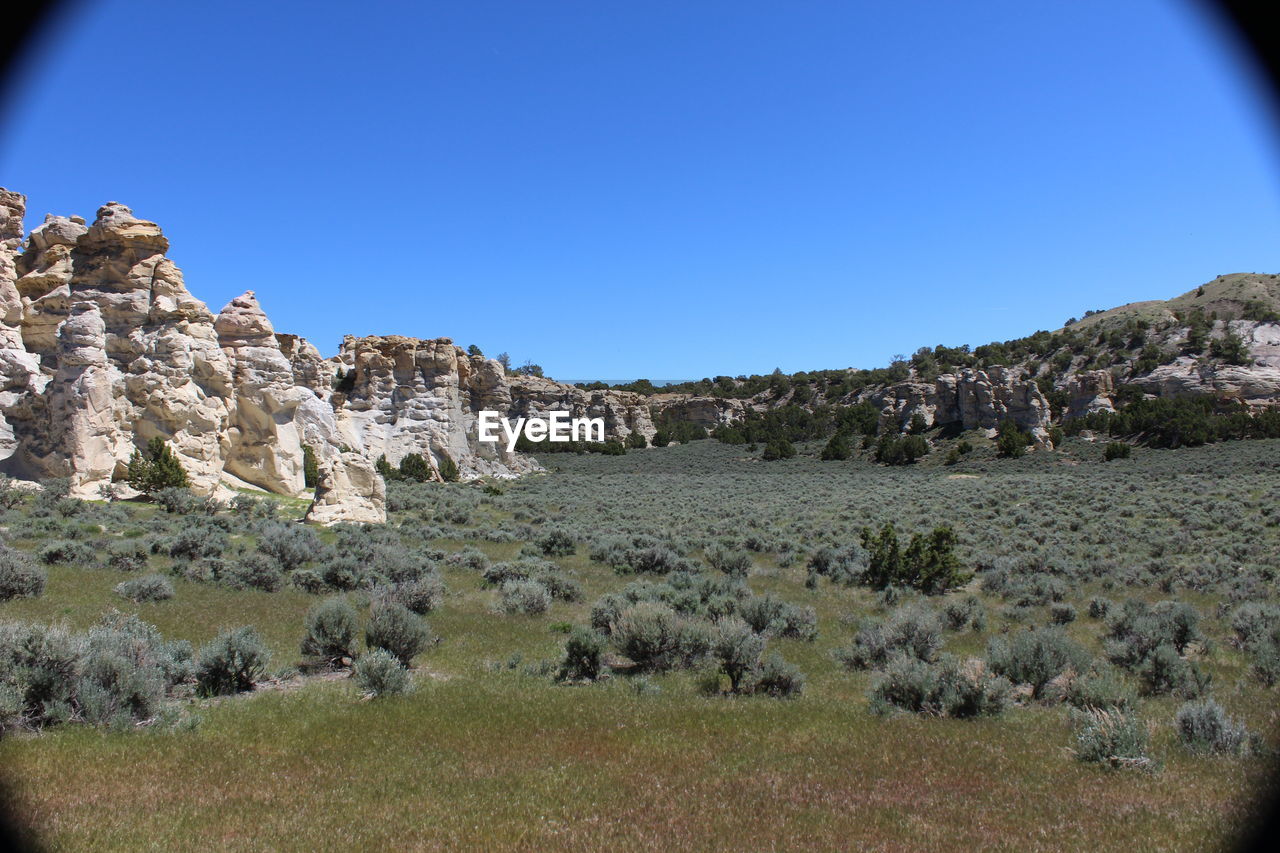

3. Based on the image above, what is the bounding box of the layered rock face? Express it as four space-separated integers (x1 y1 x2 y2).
0 192 384 522
509 375 659 441
1135 321 1280 403
867 368 1053 440
330 335 539 479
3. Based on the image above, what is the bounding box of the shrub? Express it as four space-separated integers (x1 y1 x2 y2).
375 576 444 614
258 522 321 571
353 648 411 697
761 439 795 460
869 654 1009 718
860 523 968 594
500 580 552 615
365 601 431 666
222 553 285 592
37 539 96 566
1103 441 1131 461
303 444 319 489
987 627 1089 699
943 595 985 630
1137 643 1209 697
1049 603 1077 625
437 453 461 483
126 437 190 495
104 540 148 572
1071 706 1153 769
712 617 766 693
609 596 691 671
194 627 270 696
1064 664 1138 712
705 546 751 579
820 433 852 461
1175 698 1258 756
301 597 360 667
837 605 943 671
626 431 648 450
557 626 606 681
1087 597 1113 619
996 419 1029 458
538 528 576 557
398 453 433 483
738 594 818 640
0 548 46 601
753 652 805 698
114 575 174 603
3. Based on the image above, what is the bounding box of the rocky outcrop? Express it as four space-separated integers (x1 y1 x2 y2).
1065 370 1116 419
868 368 1053 440
509 375 659 441
647 395 745 432
215 292 305 496
0 192 386 521
328 335 538 480
1135 322 1280 404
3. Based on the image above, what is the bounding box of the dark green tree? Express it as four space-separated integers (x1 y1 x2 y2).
820 432 852 461
437 452 461 482
126 437 189 496
303 445 319 489
398 453 433 482
996 419 1029 458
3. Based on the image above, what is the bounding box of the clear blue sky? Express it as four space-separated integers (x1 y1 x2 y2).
2 0 1277 380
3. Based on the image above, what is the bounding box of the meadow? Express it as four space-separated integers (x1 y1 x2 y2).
1 434 1277 851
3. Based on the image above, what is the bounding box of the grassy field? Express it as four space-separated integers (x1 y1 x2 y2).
1 435 1278 850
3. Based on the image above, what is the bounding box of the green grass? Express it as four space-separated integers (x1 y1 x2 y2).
2 439 1278 850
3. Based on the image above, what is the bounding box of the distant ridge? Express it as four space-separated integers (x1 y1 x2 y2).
560 379 693 387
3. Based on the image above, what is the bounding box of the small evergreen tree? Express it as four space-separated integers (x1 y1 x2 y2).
398 453 433 483
626 431 648 449
821 432 852 461
651 429 671 447
375 454 397 480
303 444 319 489
437 452 460 482
126 437 189 496
996 419 1029 458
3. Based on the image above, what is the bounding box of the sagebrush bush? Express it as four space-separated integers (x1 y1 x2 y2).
353 648 411 697
557 626 606 681
194 626 269 697
538 528 576 557
365 601 431 666
869 653 1010 718
1064 664 1138 712
987 627 1089 699
374 575 444 614
705 546 752 579
301 597 360 666
257 522 322 571
1071 706 1153 769
612 602 709 672
753 652 805 698
712 616 765 693
114 574 174 603
0 547 46 601
221 553 284 592
499 579 552 615
1174 699 1258 756
837 604 943 671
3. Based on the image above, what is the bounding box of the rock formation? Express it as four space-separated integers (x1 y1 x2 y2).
1 188 1278 522
509 375 659 441
868 368 1053 440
